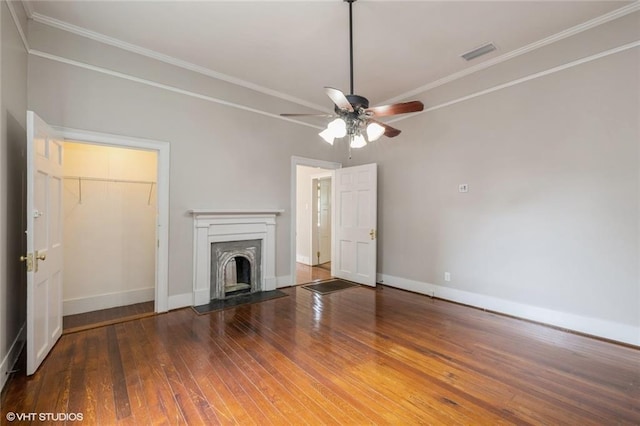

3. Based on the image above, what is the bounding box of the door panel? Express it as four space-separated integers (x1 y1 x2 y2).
332 163 377 286
33 278 48 359
26 111 64 375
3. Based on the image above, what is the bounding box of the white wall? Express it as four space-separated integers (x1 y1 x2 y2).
62 142 157 315
295 165 316 265
26 20 345 303
349 13 640 345
1 0 28 389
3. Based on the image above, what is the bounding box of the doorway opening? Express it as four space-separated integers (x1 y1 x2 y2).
291 157 341 285
61 142 158 332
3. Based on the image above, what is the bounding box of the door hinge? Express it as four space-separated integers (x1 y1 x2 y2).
20 254 34 272
369 229 377 240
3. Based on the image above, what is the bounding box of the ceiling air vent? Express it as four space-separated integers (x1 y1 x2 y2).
461 42 497 61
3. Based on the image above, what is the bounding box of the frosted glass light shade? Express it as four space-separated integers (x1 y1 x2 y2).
350 134 367 148
327 118 347 138
366 122 385 142
319 128 335 145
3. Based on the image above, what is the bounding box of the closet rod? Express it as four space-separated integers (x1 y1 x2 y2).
63 176 156 205
63 176 156 185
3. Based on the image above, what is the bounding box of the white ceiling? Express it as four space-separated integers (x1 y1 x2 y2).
28 1 631 112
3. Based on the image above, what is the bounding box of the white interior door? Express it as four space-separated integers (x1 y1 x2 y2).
332 163 377 286
24 111 64 375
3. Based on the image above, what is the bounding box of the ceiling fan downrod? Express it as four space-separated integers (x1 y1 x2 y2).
343 0 369 110
346 0 355 95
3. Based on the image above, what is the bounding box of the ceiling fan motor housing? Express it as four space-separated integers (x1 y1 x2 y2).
346 94 369 108
339 94 371 136
334 94 370 116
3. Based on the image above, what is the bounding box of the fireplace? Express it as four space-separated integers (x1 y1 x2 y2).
190 209 282 305
210 239 261 300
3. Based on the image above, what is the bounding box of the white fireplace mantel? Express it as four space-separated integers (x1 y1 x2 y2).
190 209 282 305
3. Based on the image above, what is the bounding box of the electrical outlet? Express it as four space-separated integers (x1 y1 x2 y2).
458 184 469 193
444 272 451 282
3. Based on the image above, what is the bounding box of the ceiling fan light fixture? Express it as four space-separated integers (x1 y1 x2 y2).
366 122 385 142
350 134 367 149
327 118 347 138
319 128 335 145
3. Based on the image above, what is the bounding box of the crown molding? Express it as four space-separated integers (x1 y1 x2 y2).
29 12 332 115
381 1 640 105
20 0 33 19
5 0 30 51
29 49 324 132
387 39 640 124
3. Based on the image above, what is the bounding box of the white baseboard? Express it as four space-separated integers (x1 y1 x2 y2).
296 255 311 265
63 287 155 316
265 276 277 291
1 323 25 392
276 275 293 288
168 292 193 310
377 273 640 347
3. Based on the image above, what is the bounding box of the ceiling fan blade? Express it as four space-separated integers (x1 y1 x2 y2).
325 87 354 112
366 101 424 118
280 113 334 117
370 119 401 138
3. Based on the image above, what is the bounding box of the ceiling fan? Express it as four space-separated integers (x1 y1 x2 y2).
281 0 424 150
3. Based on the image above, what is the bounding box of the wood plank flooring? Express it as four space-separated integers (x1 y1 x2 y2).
295 262 332 284
2 285 639 424
63 301 155 334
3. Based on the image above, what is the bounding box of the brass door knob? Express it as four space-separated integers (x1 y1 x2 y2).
36 253 46 261
20 254 34 272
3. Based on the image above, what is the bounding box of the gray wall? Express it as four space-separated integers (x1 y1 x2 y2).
1 0 28 387
349 13 640 344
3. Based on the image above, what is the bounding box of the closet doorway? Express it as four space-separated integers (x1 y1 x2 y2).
61 141 159 332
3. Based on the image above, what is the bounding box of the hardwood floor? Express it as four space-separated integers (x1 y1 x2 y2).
295 262 332 284
63 301 155 334
2 285 638 424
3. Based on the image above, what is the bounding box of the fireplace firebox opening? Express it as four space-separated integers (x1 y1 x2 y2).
224 256 252 296
210 239 262 300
